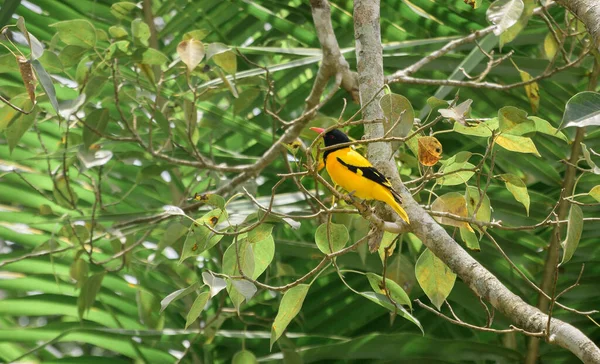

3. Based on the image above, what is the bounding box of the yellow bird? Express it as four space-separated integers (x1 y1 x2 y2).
310 127 410 224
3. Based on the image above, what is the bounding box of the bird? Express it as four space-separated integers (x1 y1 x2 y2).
310 127 410 224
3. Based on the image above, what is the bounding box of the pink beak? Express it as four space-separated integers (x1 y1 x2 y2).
310 127 325 134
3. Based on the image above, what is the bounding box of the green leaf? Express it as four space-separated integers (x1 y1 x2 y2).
50 20 97 48
194 193 225 210
560 91 600 128
486 0 525 36
160 282 199 313
83 108 109 148
53 176 79 208
499 174 530 215
58 45 89 67
131 19 150 47
183 29 210 41
498 106 535 135
589 186 600 202
206 43 230 60
495 134 540 157
134 48 169 66
460 227 480 251
437 152 475 186
465 186 491 229
415 248 456 310
315 223 349 254
70 257 89 288
270 284 310 349
453 118 498 137
232 350 258 364
358 291 423 333
223 239 256 311
379 93 414 144
5 105 36 153
248 223 273 244
0 94 31 132
106 41 130 59
109 26 129 39
202 271 227 298
544 32 559 60
111 2 138 19
78 272 106 319
213 50 237 74
529 116 568 143
185 291 210 329
499 0 534 47
560 204 583 265
177 39 205 72
234 88 261 115
581 143 600 174
179 209 228 263
365 272 412 310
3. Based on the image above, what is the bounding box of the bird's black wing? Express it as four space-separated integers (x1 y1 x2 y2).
336 157 402 203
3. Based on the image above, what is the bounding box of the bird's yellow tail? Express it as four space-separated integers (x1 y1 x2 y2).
378 188 410 224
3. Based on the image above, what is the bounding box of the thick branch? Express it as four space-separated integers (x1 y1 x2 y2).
557 0 600 47
352 2 600 362
306 0 358 109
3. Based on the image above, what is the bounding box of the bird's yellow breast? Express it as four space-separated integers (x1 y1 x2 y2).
325 148 380 201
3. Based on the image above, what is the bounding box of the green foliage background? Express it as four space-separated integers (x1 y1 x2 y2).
0 0 598 363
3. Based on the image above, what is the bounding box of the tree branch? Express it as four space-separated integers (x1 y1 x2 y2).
557 0 600 47
352 2 600 362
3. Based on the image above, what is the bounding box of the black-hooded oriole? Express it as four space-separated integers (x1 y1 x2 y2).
310 127 410 224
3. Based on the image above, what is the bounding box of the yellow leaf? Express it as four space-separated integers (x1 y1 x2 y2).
543 32 559 60
431 192 474 232
417 136 443 166
518 70 540 114
496 134 541 157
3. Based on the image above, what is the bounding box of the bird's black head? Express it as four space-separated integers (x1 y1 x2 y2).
310 127 351 147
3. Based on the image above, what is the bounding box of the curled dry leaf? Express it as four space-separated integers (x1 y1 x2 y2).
17 56 36 103
417 136 442 166
177 39 205 72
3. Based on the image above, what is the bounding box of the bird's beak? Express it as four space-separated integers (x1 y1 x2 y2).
310 127 325 134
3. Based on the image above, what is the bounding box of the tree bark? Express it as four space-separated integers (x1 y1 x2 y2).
352 1 600 362
557 0 600 47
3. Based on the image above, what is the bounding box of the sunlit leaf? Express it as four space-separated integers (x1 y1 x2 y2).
495 134 540 157
560 91 600 129
499 174 530 215
589 186 600 202
415 248 456 310
431 192 473 231
544 32 559 60
202 271 227 298
177 39 205 72
498 106 535 135
486 0 525 36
